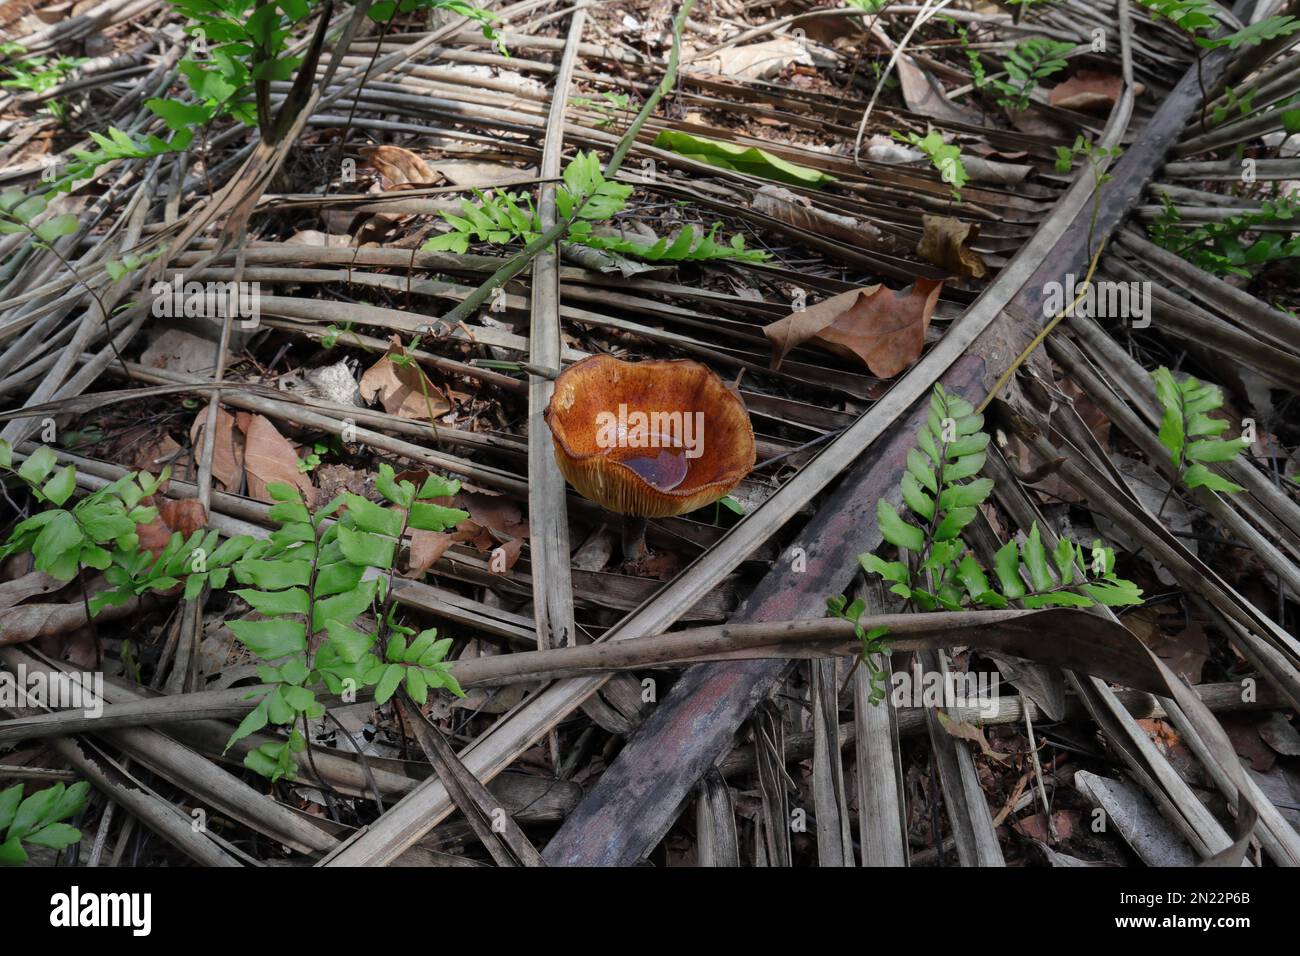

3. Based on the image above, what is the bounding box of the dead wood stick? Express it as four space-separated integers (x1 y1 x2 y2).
0 591 159 645
0 607 1202 748
397 696 545 867
2 647 337 855
716 681 1287 778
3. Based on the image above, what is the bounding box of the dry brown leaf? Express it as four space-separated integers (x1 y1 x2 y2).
1058 376 1111 449
1001 433 1085 504
917 215 987 279
134 520 172 558
190 406 243 492
450 488 530 569
1258 713 1300 757
0 571 64 612
393 468 437 492
459 491 527 539
133 432 182 475
937 710 1010 763
141 328 215 376
751 184 905 255
242 414 316 505
868 24 978 125
435 161 538 188
489 537 524 573
1007 107 1071 139
359 145 443 188
457 518 495 553
1049 71 1124 113
691 38 813 80
1 594 146 646
136 498 209 557
896 58 979 124
1219 715 1277 773
1129 609 1208 684
160 499 208 538
406 530 458 577
763 279 943 378
359 336 451 421
286 229 353 247
1015 810 1076 842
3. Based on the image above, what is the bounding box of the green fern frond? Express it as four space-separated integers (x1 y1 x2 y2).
832 383 1143 704
223 465 469 781
420 151 765 263
1153 366 1249 493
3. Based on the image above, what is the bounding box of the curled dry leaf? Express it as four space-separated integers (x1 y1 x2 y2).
1048 71 1125 113
435 161 538 188
1002 434 1084 504
459 490 528 539
455 491 530 570
868 23 979 125
358 145 443 188
1007 107 1071 140
751 184 906 255
763 279 943 378
1127 607 1208 685
159 499 208 538
240 413 316 506
1058 376 1111 449
457 518 495 553
399 483 528 577
35 1 72 23
937 710 1010 763
917 215 987 279
690 38 813 80
359 335 451 422
1258 713 1300 757
896 58 980 125
0 571 64 612
0 594 145 647
1015 811 1076 843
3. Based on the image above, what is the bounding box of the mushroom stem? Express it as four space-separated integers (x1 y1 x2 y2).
621 514 649 561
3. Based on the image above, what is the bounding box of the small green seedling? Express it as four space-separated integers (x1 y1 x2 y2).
0 781 89 866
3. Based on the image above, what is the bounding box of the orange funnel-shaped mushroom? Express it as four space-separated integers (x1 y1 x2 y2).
544 355 756 520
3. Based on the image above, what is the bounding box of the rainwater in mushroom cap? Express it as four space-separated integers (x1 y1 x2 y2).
544 355 756 520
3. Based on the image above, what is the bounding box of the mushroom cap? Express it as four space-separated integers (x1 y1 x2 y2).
544 355 756 518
